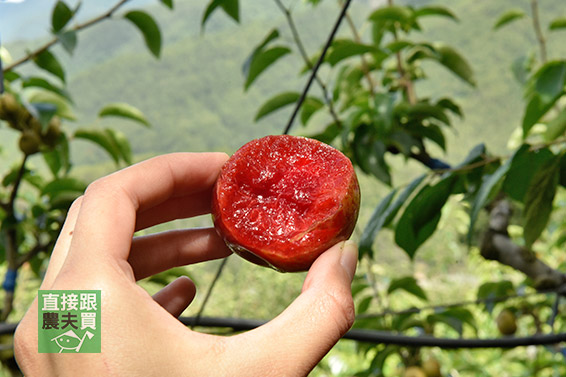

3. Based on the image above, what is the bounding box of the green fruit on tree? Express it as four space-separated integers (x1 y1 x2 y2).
422 357 442 377
496 309 517 336
0 93 19 120
42 116 62 147
403 366 427 377
19 130 41 155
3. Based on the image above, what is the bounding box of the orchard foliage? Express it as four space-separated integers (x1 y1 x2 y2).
205 0 566 375
0 0 173 324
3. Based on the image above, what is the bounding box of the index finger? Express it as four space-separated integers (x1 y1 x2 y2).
67 152 228 264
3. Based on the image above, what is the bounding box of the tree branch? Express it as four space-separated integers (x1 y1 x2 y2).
3 0 132 73
481 199 566 290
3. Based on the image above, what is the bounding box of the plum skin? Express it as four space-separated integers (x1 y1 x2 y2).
211 135 360 272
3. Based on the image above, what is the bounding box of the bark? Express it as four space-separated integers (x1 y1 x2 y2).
480 199 566 291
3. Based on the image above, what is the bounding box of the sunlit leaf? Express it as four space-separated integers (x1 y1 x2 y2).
493 9 526 30
549 17 566 31
74 128 121 164
42 177 86 198
432 43 476 86
414 6 458 22
98 102 150 127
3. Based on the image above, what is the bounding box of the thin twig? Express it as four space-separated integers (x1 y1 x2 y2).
191 258 229 329
344 12 376 94
3 0 132 73
283 0 353 135
530 0 547 63
274 0 342 128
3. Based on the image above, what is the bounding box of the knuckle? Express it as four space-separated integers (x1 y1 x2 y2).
317 287 356 336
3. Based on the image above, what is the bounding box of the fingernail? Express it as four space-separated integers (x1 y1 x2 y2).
340 240 358 282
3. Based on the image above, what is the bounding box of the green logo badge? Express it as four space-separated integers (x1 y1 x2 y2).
38 290 101 353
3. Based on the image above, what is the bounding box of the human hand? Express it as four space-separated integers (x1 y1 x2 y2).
14 152 358 376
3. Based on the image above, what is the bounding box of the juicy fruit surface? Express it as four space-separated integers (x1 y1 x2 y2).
212 135 360 272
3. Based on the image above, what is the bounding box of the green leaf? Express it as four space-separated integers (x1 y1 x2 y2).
22 77 72 102
105 128 133 165
388 276 428 301
429 308 476 336
533 61 566 101
300 96 324 126
437 97 463 118
74 128 121 165
42 177 86 198
26 88 75 120
308 122 341 145
359 189 397 258
549 17 566 31
493 9 526 30
356 296 373 314
352 124 392 185
202 0 239 29
98 102 150 127
523 156 560 247
160 0 173 9
57 30 78 55
33 50 65 82
503 145 555 202
414 6 458 22
369 6 414 27
51 1 73 33
43 134 71 177
522 93 561 136
395 175 456 258
244 46 291 91
477 280 515 313
407 102 451 125
467 155 512 244
326 39 379 67
254 92 300 121
544 109 566 141
359 174 426 258
242 29 280 76
431 43 476 86
124 11 162 58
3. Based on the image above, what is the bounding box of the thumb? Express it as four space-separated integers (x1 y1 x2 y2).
228 241 358 376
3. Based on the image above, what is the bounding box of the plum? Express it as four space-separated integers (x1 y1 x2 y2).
212 135 360 272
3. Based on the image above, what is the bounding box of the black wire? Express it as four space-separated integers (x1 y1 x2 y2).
178 317 566 349
282 0 353 135
1 317 565 349
190 258 229 329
